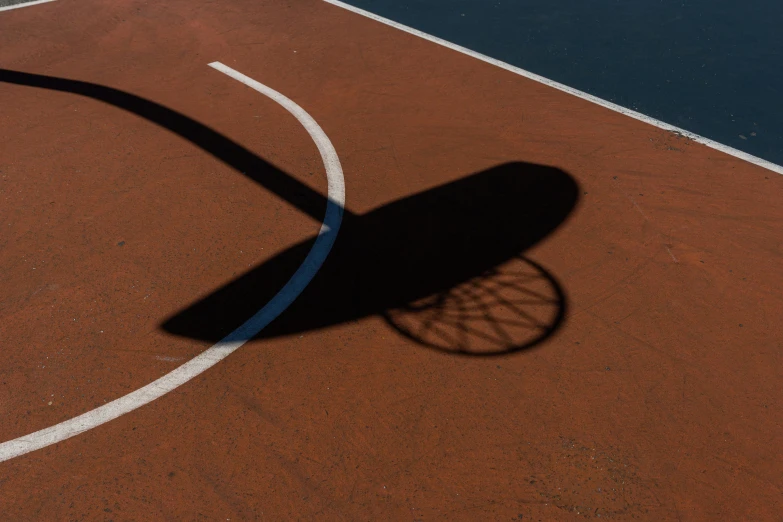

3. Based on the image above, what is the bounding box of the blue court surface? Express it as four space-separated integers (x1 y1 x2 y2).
339 0 783 165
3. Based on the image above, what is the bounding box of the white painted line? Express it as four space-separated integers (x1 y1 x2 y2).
323 0 783 176
0 62 346 463
0 0 56 13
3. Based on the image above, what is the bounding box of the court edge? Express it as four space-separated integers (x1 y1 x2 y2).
0 0 56 13
323 0 783 176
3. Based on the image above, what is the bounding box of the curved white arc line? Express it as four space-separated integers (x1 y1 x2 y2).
0 62 346 463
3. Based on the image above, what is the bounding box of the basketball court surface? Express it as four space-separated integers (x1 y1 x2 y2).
1 0 782 519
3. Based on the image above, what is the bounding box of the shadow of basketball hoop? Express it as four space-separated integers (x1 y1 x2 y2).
163 162 579 356
383 255 565 356
0 68 578 357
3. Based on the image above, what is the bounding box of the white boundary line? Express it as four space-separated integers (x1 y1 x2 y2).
0 0 56 13
323 0 783 176
0 62 346 463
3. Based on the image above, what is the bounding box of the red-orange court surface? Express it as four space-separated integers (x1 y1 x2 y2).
1 0 782 519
